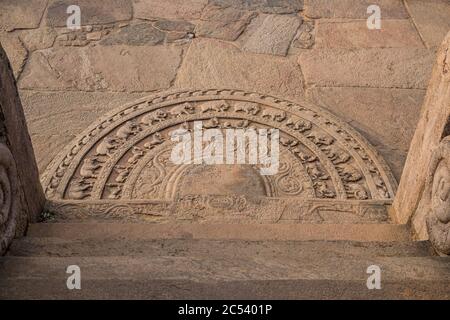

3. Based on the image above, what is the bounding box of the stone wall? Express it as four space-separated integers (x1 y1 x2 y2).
392 31 450 249
0 44 45 254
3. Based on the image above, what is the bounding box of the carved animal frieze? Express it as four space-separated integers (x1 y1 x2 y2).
42 89 397 204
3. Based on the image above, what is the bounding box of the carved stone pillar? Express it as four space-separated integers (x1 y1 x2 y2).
0 43 45 254
0 143 20 253
393 31 450 228
426 137 450 255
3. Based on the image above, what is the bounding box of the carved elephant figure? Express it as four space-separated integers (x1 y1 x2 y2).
426 136 450 255
169 103 196 117
261 109 287 122
0 143 20 255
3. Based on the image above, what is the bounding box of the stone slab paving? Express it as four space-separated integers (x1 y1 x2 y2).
315 20 423 48
405 0 450 48
174 38 305 99
0 0 448 181
298 48 435 89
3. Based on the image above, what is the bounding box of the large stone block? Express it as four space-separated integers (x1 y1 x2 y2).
393 31 450 229
238 14 302 56
19 45 184 92
304 0 408 19
46 0 132 27
0 33 28 79
175 39 305 100
133 0 208 21
405 0 450 48
0 0 48 31
209 0 303 14
0 44 45 254
196 5 257 41
315 20 423 48
298 48 434 89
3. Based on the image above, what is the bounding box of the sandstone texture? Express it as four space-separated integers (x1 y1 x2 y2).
308 87 425 180
298 48 434 89
0 45 45 251
405 0 450 48
238 14 302 56
19 45 184 92
1 0 450 298
315 20 423 48
0 0 48 31
0 34 28 78
209 0 303 14
304 0 408 19
133 0 208 21
175 39 305 99
20 91 147 172
197 5 257 41
394 31 450 227
46 0 132 27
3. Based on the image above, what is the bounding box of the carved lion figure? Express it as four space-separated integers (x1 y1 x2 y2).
0 143 20 255
426 136 450 256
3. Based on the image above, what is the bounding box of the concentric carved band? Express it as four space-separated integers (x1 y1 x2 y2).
42 89 397 204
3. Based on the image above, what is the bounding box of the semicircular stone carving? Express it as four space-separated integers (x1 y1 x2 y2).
42 89 397 204
427 137 450 255
0 143 20 254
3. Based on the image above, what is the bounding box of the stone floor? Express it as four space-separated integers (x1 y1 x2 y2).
1 0 450 180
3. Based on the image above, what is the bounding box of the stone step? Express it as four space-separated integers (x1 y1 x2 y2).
0 255 449 299
1 278 449 300
8 237 433 258
27 222 413 242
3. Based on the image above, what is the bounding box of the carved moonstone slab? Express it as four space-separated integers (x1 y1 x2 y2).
426 137 450 255
42 89 397 221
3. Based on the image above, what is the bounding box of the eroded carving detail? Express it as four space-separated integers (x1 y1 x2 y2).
0 143 20 254
426 137 450 255
42 89 397 209
45 197 391 224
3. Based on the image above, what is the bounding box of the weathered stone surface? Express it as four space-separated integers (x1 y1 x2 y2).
154 20 195 33
175 39 305 100
315 20 423 48
197 5 257 41
210 0 303 14
307 87 425 180
19 45 184 92
238 14 302 56
19 28 57 52
405 0 450 48
41 89 397 205
0 45 45 247
298 48 434 89
291 20 315 49
304 0 408 19
0 33 28 79
424 137 450 255
20 91 147 171
133 0 208 21
394 31 450 227
46 0 132 27
100 23 165 46
0 0 47 31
